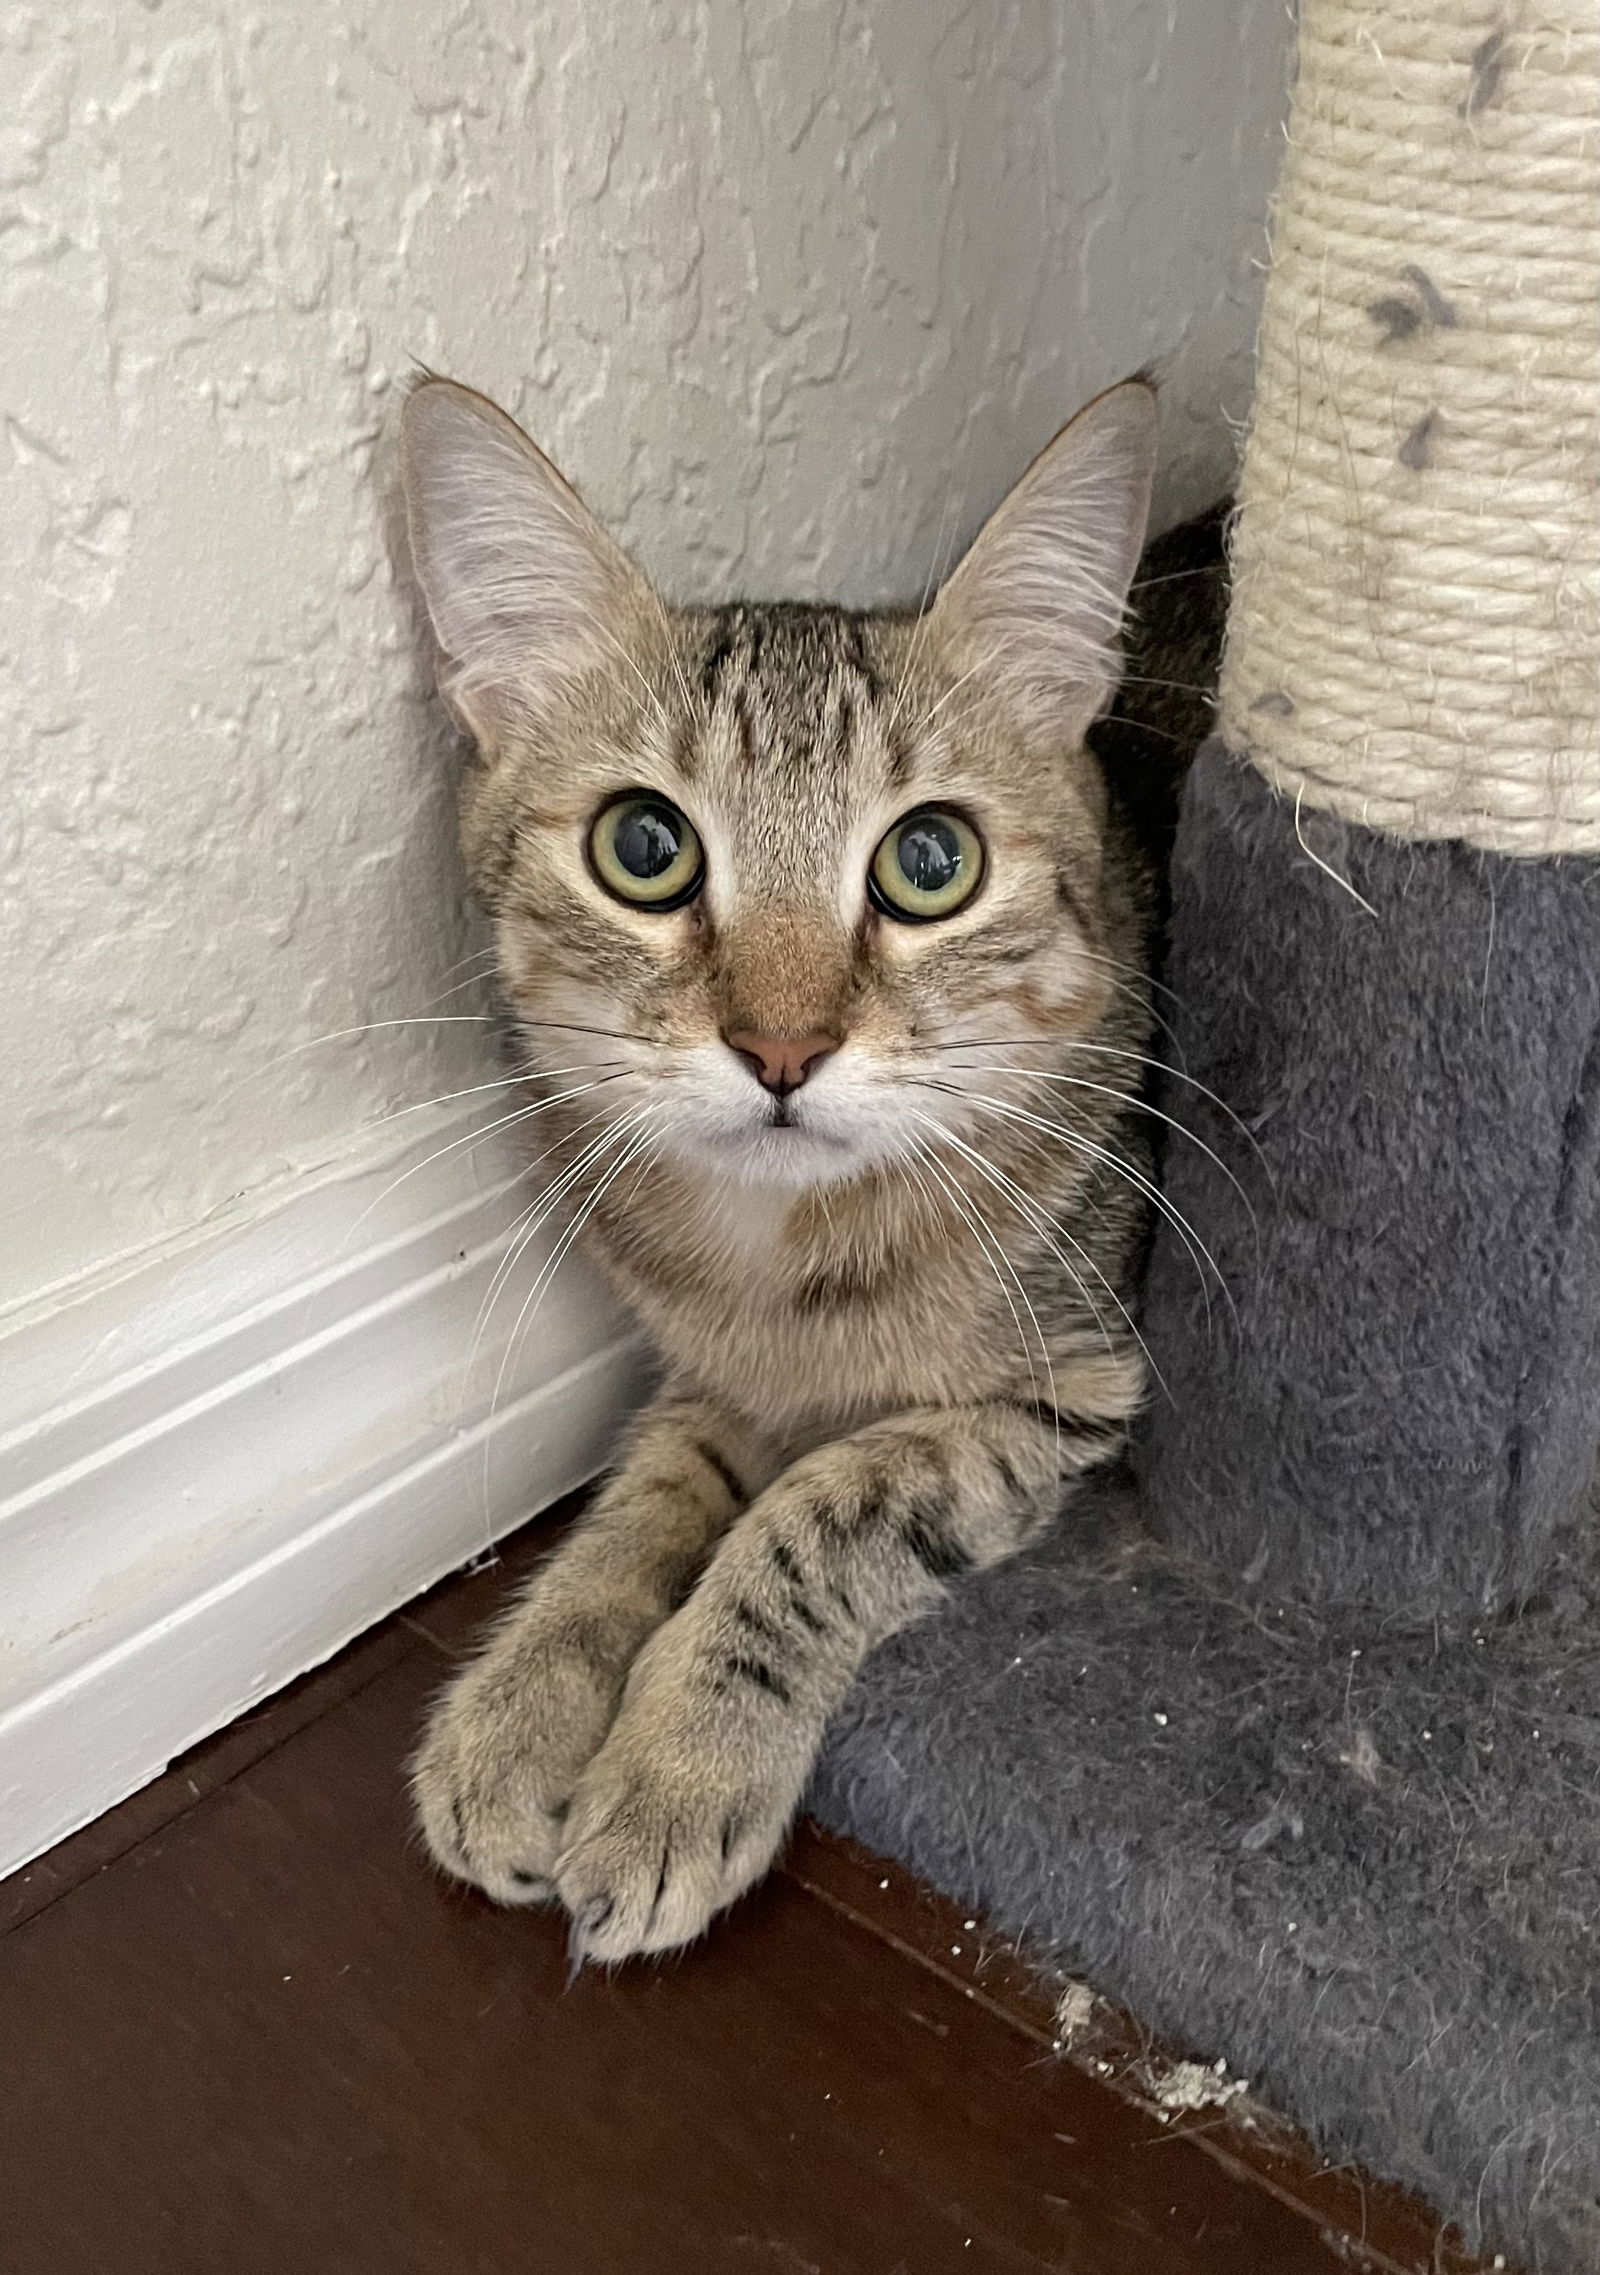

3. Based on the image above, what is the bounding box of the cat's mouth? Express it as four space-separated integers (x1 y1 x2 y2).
755 1098 844 1150
696 1101 856 1187
645 1042 904 1189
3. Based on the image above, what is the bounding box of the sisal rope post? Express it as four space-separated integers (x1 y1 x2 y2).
1218 0 1600 856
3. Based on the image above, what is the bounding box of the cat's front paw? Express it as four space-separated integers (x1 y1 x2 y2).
554 1645 815 1962
412 1601 642 1907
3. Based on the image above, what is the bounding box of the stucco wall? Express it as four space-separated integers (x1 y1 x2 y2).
0 0 1290 1317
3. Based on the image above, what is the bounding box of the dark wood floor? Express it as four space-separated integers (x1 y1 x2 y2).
3 1495 1489 2275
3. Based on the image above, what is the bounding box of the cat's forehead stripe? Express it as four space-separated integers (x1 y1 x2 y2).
688 603 909 791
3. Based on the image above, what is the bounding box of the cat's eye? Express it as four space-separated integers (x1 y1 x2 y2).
868 807 985 922
588 795 704 910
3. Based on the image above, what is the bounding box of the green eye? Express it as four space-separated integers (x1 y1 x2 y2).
869 807 985 922
588 795 704 909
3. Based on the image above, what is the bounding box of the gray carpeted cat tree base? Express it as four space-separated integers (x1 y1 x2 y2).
816 7 1600 2268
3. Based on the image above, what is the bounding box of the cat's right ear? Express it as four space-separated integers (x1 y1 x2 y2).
399 378 652 744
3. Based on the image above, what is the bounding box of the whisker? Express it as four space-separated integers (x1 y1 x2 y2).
1128 564 1217 595
930 1063 1260 1224
910 1079 1235 1331
611 1127 661 1216
1072 943 1190 1022
914 1112 1124 1363
587 619 672 735
1095 712 1188 748
914 632 1023 734
918 1140 1057 1438
1115 672 1215 700
645 585 697 721
471 1109 655 1540
890 1153 944 1243
424 965 503 1007
489 1113 659 1465
517 1018 658 1049
906 1135 1059 1459
338 1074 631 1262
499 1124 647 1371
424 944 499 991
979 1085 1229 1330
353 1061 625 1142
214 1015 498 1107
921 1074 1205 1260
880 465 970 742
433 942 499 979
911 1108 1165 1403
467 1189 547 1386
466 1102 644 1384
913 1031 1259 1157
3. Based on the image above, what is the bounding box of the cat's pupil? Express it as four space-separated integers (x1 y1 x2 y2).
615 802 681 879
897 815 961 894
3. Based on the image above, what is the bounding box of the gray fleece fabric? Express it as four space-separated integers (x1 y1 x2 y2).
811 1474 1600 2272
813 742 1600 2273
1140 742 1600 1617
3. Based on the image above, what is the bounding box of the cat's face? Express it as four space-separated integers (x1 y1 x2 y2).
401 379 1157 1191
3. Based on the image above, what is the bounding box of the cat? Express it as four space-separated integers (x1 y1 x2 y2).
400 372 1164 1964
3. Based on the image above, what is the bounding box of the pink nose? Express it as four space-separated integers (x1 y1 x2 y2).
724 1029 840 1096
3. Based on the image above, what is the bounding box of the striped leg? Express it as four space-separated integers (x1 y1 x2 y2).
412 1390 768 1905
554 1395 1128 1961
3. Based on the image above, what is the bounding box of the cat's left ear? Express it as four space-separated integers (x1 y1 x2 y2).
929 378 1158 744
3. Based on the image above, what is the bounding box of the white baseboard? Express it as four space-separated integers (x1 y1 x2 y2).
0 1108 652 1880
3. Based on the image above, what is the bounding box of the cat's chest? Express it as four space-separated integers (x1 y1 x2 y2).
589 1176 1007 1429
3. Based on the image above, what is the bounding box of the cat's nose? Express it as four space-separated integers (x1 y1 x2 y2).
724 1029 840 1097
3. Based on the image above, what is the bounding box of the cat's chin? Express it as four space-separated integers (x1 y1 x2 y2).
670 1122 879 1192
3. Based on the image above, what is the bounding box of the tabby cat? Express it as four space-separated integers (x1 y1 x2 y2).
401 374 1162 1963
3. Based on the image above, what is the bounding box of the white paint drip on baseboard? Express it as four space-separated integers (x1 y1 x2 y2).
0 1107 651 1880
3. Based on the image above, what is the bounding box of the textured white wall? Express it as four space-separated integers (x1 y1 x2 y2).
0 0 1290 1316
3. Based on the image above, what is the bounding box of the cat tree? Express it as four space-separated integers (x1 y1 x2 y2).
816 5 1600 2266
